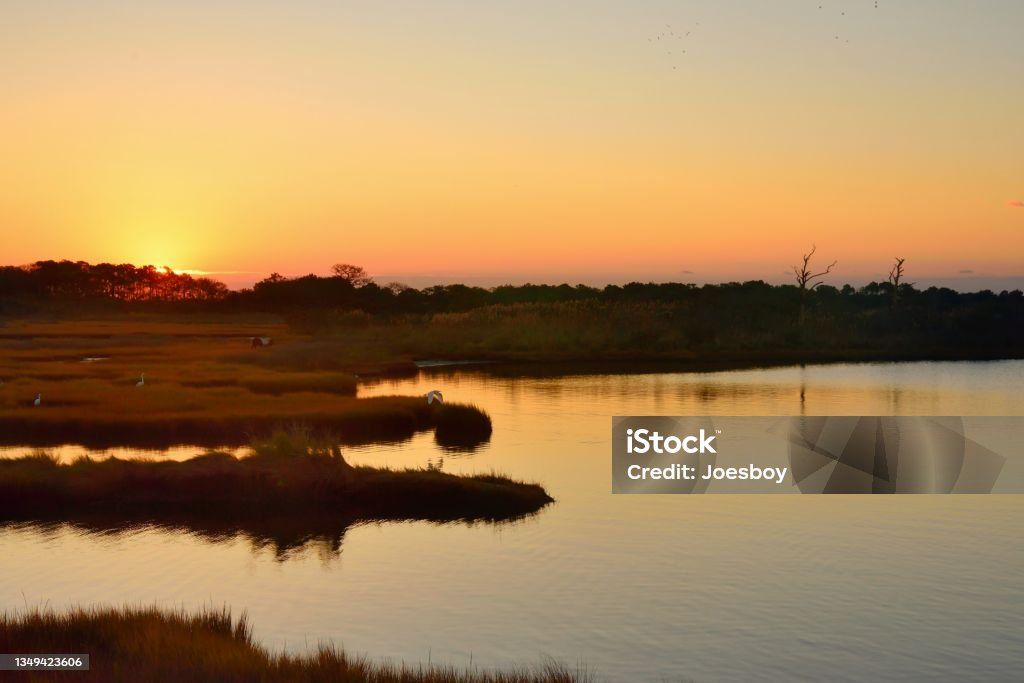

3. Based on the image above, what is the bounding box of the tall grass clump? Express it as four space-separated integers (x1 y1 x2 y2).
248 427 342 460
433 403 493 450
0 605 592 683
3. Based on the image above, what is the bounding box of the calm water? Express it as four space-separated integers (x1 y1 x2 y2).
3 361 1023 681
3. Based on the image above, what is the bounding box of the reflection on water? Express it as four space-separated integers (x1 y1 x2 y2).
3 361 1024 682
0 443 246 464
2 514 533 563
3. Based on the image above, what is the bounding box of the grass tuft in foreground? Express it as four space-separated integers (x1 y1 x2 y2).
0 605 591 683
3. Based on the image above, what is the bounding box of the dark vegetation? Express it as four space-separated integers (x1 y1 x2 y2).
432 403 494 449
0 606 589 683
0 431 552 524
0 320 492 450
0 396 492 450
2 259 1021 362
0 260 228 304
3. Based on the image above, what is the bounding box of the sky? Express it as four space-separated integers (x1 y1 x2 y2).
1 1 1022 289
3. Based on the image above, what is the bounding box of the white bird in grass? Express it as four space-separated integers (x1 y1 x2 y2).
136 373 145 387
33 393 41 407
426 390 444 405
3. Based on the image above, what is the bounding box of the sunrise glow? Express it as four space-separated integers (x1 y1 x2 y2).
2 1 1021 286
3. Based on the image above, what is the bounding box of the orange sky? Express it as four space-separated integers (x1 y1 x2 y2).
1 1 1022 287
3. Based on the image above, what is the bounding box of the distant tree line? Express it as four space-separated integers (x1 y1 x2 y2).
1 259 1022 356
0 261 228 304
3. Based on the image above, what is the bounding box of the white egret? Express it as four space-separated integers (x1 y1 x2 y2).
33 393 41 407
136 373 145 387
426 390 444 405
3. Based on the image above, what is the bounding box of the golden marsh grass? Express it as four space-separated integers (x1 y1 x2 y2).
0 318 488 448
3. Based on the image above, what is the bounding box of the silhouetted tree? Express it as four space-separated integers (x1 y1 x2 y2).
331 264 372 288
0 260 228 304
888 257 913 310
792 245 837 330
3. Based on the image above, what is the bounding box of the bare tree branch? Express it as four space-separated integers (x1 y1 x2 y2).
888 257 905 287
793 245 837 291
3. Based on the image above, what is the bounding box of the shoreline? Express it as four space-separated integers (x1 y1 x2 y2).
4 355 1020 452
0 443 552 524
412 351 1023 380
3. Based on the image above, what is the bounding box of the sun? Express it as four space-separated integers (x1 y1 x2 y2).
140 259 179 272
134 247 209 276
135 238 186 273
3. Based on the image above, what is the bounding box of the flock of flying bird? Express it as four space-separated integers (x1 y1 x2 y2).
648 22 698 71
650 2 882 70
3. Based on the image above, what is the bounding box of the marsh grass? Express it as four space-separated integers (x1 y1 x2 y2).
177 371 357 396
0 394 486 448
249 426 341 459
0 320 489 448
0 431 552 521
311 302 691 362
0 605 591 682
222 337 418 377
302 301 1015 367
433 404 493 450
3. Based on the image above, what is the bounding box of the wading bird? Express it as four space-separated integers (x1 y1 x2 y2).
426 390 444 405
33 393 41 407
136 373 145 387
